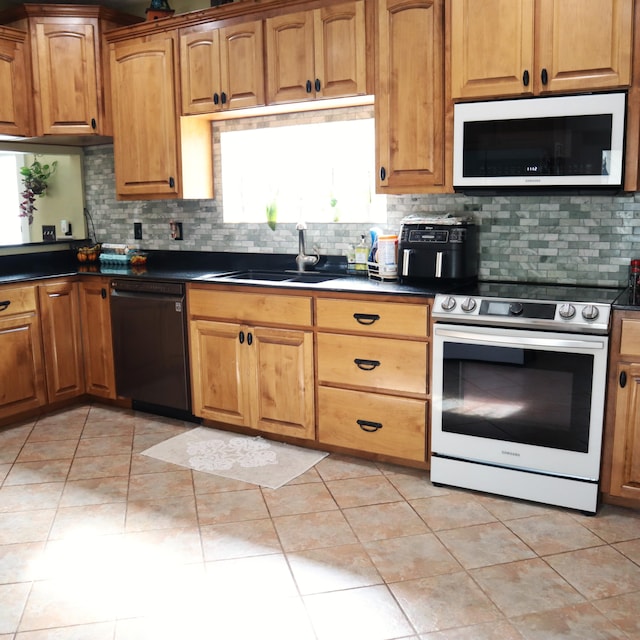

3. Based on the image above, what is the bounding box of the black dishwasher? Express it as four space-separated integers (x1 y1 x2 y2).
110 279 193 418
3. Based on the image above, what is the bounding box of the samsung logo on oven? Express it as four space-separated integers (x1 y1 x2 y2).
501 450 521 457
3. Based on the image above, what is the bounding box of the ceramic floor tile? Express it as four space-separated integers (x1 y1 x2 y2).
475 494 559 522
125 495 199 532
3 459 72 486
364 533 461 582
128 470 194 502
262 482 338 516
326 475 404 508
195 488 269 525
343 500 430 542
314 454 383 481
59 477 129 508
418 619 524 639
31 406 89 431
0 482 64 513
67 454 131 481
411 493 498 531
511 602 628 640
27 422 85 443
389 571 501 634
0 463 11 484
191 469 256 494
122 527 204 566
386 470 451 500
49 502 127 539
437 521 536 569
613 537 640 564
591 591 640 637
0 582 32 634
544 545 640 600
0 509 56 544
273 510 358 552
74 436 133 458
14 621 116 639
200 518 282 561
130 452 180 476
81 421 134 440
0 422 35 450
304 584 414 640
16 439 79 463
470 558 585 618
287 542 382 594
574 504 640 543
505 512 605 556
0 540 46 583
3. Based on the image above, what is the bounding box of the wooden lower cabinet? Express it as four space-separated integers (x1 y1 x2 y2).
78 277 116 399
188 286 315 440
0 284 46 419
39 279 85 403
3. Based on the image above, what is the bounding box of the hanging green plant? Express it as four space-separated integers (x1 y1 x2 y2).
19 159 57 225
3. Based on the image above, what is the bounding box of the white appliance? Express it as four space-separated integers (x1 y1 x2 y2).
453 92 626 189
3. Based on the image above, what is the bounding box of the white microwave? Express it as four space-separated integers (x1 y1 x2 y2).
453 92 626 190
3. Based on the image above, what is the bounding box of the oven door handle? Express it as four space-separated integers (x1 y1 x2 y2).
434 328 606 351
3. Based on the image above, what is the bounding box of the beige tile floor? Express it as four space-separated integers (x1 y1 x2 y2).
1 403 640 639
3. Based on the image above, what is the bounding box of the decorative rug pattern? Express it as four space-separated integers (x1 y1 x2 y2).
141 427 329 489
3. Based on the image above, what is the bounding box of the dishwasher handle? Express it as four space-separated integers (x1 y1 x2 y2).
111 289 184 304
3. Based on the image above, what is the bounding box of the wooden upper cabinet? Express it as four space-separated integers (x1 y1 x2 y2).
0 26 32 136
266 0 368 104
376 0 445 193
0 5 141 137
109 32 213 200
450 0 633 100
180 20 265 115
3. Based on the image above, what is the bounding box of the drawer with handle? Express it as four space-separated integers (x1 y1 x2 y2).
316 298 428 337
318 386 426 461
317 333 428 396
0 285 37 316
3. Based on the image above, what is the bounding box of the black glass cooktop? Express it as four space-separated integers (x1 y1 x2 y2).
471 281 623 305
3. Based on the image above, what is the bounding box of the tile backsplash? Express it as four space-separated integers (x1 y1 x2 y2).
84 141 640 289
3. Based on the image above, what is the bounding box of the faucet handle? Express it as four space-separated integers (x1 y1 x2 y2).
296 222 307 231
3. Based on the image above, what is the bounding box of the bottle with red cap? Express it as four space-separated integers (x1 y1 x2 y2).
630 259 640 305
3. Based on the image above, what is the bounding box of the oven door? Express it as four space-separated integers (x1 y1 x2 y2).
432 324 608 481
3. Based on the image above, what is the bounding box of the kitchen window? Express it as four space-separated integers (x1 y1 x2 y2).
219 111 386 225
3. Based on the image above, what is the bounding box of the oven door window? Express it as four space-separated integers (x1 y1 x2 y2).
442 342 593 453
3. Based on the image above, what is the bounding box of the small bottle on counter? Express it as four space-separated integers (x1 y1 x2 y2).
629 259 640 305
354 234 368 271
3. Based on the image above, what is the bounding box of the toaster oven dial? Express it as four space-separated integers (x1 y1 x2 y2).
558 303 576 319
440 296 457 311
461 297 477 312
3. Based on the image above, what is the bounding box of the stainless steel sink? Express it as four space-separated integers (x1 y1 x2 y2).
198 270 343 284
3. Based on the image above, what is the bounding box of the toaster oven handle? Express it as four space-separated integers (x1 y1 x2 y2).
401 249 411 277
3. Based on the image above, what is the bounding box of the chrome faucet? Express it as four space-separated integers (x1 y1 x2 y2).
295 222 320 272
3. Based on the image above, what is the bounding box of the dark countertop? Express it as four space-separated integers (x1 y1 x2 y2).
0 249 447 298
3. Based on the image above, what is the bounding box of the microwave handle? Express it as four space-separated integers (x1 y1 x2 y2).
402 249 411 277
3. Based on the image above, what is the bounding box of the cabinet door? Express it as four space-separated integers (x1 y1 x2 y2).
110 35 180 198
265 10 315 104
78 278 115 399
376 0 444 192
189 319 251 426
450 0 535 99
314 0 367 99
609 362 640 500
180 27 222 115
39 280 85 403
34 20 101 135
250 326 315 440
0 27 32 136
220 21 265 110
536 0 633 94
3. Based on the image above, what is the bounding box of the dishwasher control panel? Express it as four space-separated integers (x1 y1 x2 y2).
111 279 184 297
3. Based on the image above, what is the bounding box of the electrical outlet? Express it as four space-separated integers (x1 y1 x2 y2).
134 222 143 240
42 225 56 243
170 221 183 241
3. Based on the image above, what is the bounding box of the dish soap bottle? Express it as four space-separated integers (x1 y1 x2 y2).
355 234 368 272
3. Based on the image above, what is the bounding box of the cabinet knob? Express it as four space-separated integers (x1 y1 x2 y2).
101 288 107 299
522 69 530 87
247 331 253 346
357 419 383 432
91 117 97 130
221 92 227 105
213 93 220 105
239 330 245 344
306 79 312 93
620 371 627 388
380 166 386 181
314 78 321 92
169 177 175 188
541 68 548 85
0 300 11 312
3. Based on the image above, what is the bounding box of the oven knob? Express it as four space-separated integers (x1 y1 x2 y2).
461 297 477 312
582 305 600 321
440 296 457 311
558 303 576 319
509 302 524 315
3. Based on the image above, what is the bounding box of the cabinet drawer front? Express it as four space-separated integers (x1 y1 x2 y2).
318 387 426 461
620 319 640 357
189 288 312 326
317 333 427 396
316 298 428 337
0 285 37 315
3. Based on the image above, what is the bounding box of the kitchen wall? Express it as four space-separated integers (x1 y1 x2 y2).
83 112 640 289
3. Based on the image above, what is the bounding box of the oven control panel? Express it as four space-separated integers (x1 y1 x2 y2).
433 294 611 334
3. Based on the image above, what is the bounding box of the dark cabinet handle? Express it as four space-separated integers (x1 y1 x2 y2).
101 288 107 299
522 69 529 86
541 68 548 85
239 330 245 344
213 93 219 105
354 358 381 371
91 117 97 129
169 177 175 188
306 79 312 93
620 371 627 388
221 92 227 104
357 419 383 432
247 331 253 346
0 300 11 312
314 78 321 92
380 166 386 181
353 313 380 325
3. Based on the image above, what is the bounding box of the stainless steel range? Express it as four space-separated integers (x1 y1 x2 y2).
431 282 621 514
